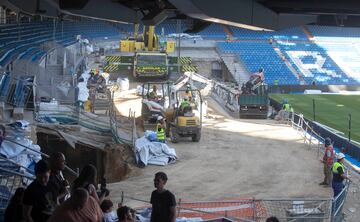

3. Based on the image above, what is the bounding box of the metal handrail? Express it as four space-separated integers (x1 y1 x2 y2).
0 166 35 179
3 138 79 177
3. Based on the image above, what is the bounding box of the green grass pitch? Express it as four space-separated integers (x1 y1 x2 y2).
270 94 360 143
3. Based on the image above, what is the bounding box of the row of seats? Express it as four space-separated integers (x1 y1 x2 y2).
0 20 123 67
277 42 358 85
217 42 300 85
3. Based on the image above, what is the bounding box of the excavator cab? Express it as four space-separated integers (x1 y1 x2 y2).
141 82 173 130
166 89 202 143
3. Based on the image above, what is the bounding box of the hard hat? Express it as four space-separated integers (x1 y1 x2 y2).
157 116 164 121
325 137 332 146
183 96 189 100
337 153 345 160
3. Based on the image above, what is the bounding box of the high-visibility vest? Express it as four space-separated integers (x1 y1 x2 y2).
283 103 293 112
332 162 345 174
181 101 190 109
323 146 335 166
156 123 165 140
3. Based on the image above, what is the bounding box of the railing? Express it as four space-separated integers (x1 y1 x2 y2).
0 166 35 216
288 112 351 222
108 91 136 146
118 192 334 222
211 81 240 117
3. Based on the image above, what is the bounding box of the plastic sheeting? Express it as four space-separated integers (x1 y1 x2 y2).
135 136 177 167
136 208 203 222
0 137 42 174
77 70 91 102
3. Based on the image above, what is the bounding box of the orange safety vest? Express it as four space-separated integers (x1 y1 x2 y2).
323 145 335 166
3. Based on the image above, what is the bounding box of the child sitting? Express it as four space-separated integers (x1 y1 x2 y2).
100 199 118 222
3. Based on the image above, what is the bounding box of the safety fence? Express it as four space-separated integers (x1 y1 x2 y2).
0 167 34 219
35 104 111 133
288 112 351 222
0 72 34 108
119 192 337 222
109 91 137 147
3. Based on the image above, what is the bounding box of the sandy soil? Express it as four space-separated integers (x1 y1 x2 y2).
108 96 332 210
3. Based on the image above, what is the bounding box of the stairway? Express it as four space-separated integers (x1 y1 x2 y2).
221 54 250 85
302 26 314 41
272 46 306 85
223 25 234 40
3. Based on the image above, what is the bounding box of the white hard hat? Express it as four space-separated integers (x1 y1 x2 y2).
337 153 345 160
157 116 164 121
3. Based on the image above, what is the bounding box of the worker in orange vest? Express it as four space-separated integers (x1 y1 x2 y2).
319 137 335 187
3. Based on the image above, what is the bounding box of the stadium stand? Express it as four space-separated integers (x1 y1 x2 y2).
307 25 360 40
230 27 272 40
277 41 359 84
273 26 309 41
0 20 123 68
196 23 227 39
217 42 300 85
155 20 191 35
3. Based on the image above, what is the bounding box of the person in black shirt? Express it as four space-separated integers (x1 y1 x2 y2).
4 187 25 222
48 152 69 204
23 160 56 222
150 172 176 222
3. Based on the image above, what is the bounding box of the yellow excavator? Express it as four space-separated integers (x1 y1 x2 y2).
165 89 202 143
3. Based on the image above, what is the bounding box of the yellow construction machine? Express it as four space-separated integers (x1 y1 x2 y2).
119 24 175 79
165 89 202 143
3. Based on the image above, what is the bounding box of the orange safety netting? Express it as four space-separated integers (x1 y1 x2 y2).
176 198 261 221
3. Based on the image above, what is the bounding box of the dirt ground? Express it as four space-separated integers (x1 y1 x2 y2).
108 95 334 211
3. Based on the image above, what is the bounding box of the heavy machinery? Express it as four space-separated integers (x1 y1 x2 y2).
133 52 168 78
166 89 202 143
141 81 174 130
119 24 175 79
239 74 268 119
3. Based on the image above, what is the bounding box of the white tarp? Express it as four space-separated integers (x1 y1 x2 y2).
135 136 177 166
0 137 42 171
77 70 91 102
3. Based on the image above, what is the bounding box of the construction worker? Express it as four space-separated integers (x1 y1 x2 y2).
149 85 158 100
156 116 166 143
320 137 335 187
332 153 351 197
180 96 190 113
185 89 192 101
282 99 294 113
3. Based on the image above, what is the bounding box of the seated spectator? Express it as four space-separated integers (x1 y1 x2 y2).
48 152 69 204
23 160 57 222
100 199 118 222
4 187 25 222
72 164 108 204
48 188 103 222
117 206 135 222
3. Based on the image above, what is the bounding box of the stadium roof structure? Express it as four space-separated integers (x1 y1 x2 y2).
4 0 360 30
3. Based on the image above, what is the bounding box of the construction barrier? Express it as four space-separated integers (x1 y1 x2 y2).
105 55 122 63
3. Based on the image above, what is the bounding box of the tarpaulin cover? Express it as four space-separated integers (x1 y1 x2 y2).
135 135 177 167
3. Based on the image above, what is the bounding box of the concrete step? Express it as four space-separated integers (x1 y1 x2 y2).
222 55 250 85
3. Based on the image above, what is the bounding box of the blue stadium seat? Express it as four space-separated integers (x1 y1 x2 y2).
217 42 300 85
